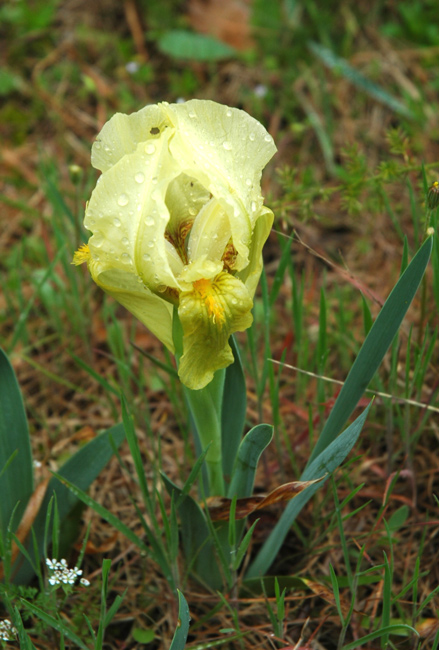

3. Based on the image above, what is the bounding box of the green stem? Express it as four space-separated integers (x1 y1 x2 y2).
183 371 226 496
172 306 225 496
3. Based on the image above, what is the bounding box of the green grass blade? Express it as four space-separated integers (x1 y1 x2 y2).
20 599 89 650
12 424 125 584
246 402 372 578
308 41 413 118
308 236 432 465
7 246 66 352
0 347 33 538
341 624 418 649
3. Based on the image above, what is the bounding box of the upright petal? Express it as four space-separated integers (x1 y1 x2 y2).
237 207 274 299
91 104 171 173
163 100 276 267
85 129 183 293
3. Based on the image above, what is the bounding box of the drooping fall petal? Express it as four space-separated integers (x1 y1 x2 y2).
178 271 253 390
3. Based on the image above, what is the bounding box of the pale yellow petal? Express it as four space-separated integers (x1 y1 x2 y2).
187 198 231 263
91 266 174 351
163 99 276 269
179 256 223 289
178 272 253 390
165 173 211 236
85 129 182 293
91 104 171 173
237 207 274 298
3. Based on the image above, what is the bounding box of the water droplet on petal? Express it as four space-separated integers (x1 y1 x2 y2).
145 216 155 226
135 172 145 183
145 143 156 154
118 193 129 206
223 141 232 150
121 253 130 262
122 237 129 245
188 110 196 118
251 201 257 212
188 207 197 216
226 109 232 117
143 253 151 262
113 217 121 227
264 134 272 143
245 178 252 187
249 133 255 141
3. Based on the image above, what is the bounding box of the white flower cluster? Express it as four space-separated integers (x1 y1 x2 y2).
0 619 17 641
45 559 90 587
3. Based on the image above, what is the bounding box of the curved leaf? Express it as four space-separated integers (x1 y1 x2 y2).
0 348 33 537
227 423 273 498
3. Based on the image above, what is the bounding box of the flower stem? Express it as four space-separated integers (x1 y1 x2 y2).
183 370 225 496
172 306 225 496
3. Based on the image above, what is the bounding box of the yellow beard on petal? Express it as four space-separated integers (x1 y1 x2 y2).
72 244 91 266
192 277 225 326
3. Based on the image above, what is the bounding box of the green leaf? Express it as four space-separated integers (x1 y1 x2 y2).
158 30 236 61
227 424 273 498
169 590 190 650
221 336 247 481
162 472 222 589
387 505 409 531
246 403 372 578
308 236 432 465
12 424 125 584
132 629 155 643
0 347 33 538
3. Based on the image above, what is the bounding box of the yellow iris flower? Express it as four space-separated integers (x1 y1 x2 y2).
73 100 276 390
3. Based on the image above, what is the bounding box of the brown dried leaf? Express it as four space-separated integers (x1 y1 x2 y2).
206 477 326 521
187 0 254 51
77 531 119 554
415 618 439 638
302 578 352 618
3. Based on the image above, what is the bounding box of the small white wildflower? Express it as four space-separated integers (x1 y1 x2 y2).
0 619 17 641
80 578 91 587
253 84 268 98
125 61 140 74
33 459 42 468
46 558 84 587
